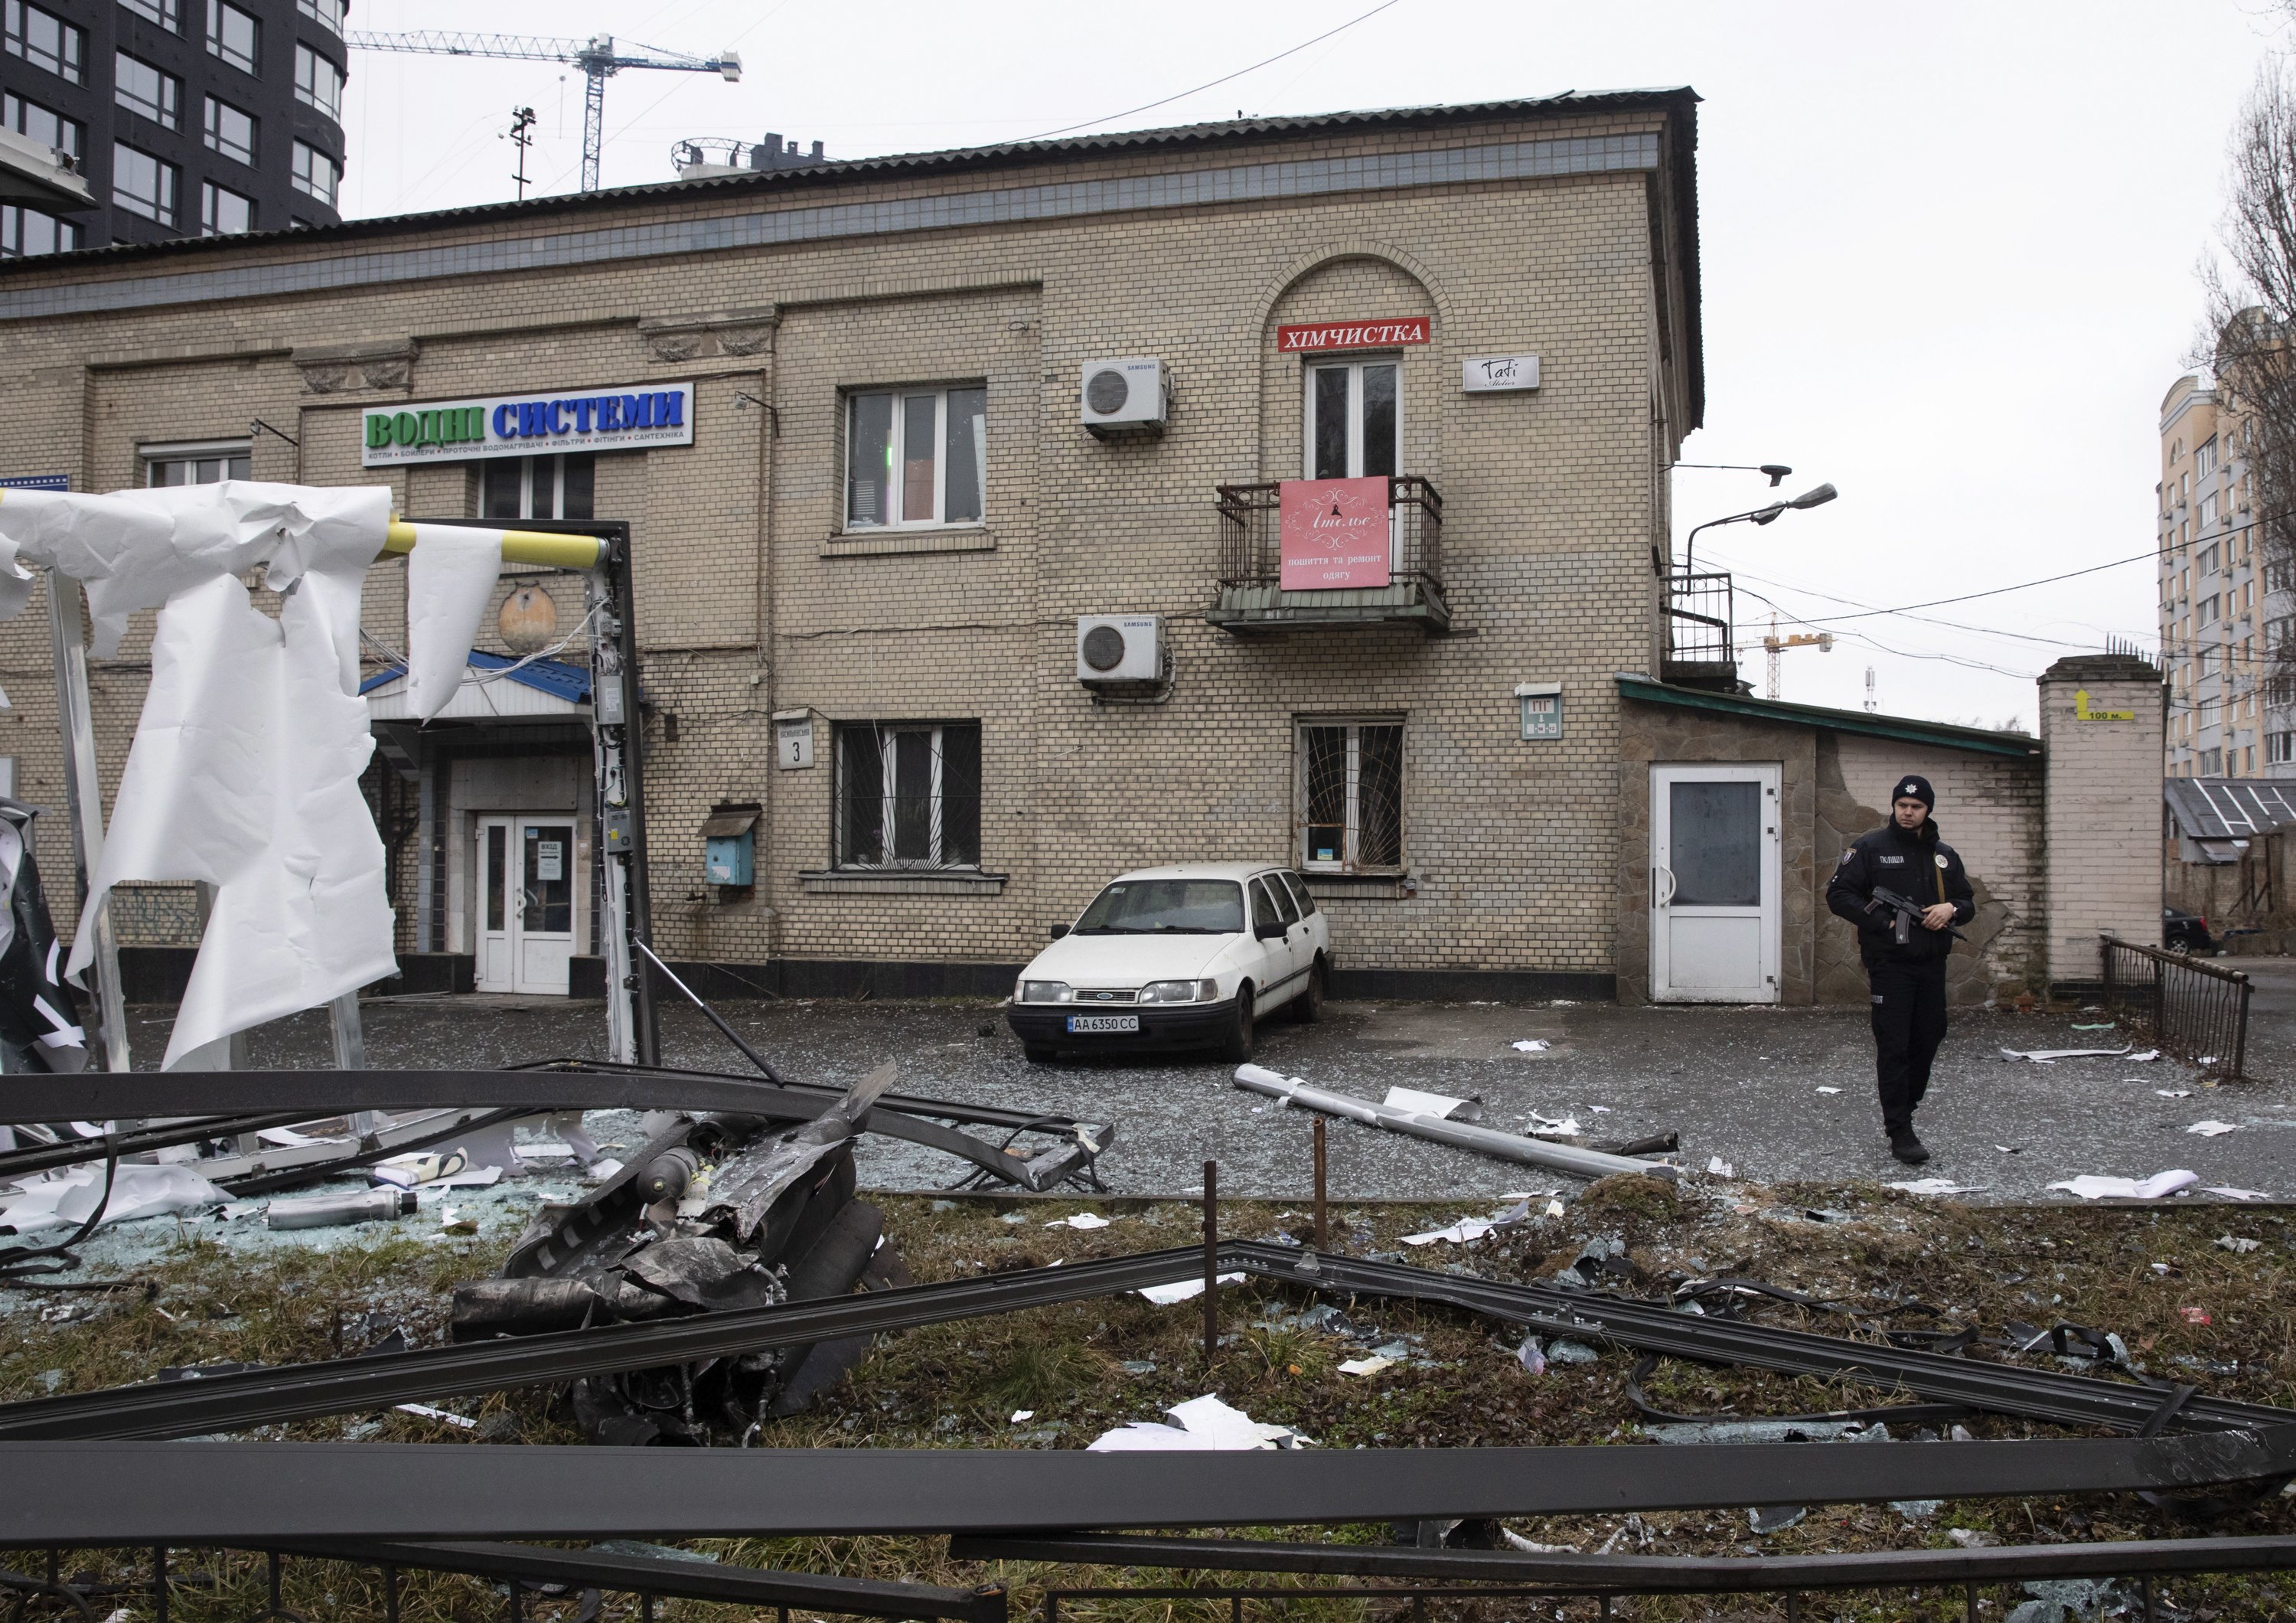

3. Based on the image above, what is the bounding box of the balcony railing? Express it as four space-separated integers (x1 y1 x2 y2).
1663 570 1737 687
1208 477 1446 634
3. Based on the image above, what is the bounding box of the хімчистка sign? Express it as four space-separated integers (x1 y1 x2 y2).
360 384 695 467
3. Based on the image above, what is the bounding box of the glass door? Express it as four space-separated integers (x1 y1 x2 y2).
1305 359 1400 568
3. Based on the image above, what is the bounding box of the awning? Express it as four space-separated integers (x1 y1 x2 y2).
700 804 762 839
361 651 590 721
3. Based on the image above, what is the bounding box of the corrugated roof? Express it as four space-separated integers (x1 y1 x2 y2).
2164 776 2296 841
1616 675 2042 759
360 651 590 705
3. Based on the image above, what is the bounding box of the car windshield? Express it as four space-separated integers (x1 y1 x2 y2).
1073 879 1245 935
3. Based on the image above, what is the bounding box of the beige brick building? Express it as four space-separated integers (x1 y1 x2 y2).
0 91 2162 1009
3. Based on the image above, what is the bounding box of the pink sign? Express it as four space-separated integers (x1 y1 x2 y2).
1280 476 1392 590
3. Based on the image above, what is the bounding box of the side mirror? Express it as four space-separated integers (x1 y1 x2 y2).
1254 919 1285 940
1048 923 1068 940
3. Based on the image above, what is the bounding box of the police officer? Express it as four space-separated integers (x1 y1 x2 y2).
1825 774 1975 1165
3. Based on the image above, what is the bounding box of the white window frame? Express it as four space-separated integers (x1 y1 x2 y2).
2197 437 2218 478
1295 716 1406 875
841 387 987 531
290 139 335 204
2270 731 2294 766
1301 356 1402 480
480 453 593 523
292 41 341 117
142 439 249 485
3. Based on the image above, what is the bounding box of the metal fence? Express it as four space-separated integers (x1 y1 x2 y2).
1664 571 1733 665
1215 477 1443 587
2099 933 2253 1080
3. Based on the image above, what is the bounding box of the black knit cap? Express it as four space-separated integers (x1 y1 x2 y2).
1892 774 1935 810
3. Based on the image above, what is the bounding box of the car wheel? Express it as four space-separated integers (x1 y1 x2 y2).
1023 1044 1058 1065
1290 958 1325 1024
1218 990 1256 1063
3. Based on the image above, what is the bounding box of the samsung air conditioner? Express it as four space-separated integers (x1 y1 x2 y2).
1079 358 1169 437
1077 615 1161 683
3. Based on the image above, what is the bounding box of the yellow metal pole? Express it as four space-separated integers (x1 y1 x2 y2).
383 521 605 571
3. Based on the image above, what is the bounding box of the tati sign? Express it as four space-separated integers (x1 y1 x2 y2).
1280 477 1391 590
1276 317 1430 353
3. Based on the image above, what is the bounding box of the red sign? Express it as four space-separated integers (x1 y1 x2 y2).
1276 317 1430 353
1280 477 1392 590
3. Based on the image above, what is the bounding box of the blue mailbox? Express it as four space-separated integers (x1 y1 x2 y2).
700 802 759 887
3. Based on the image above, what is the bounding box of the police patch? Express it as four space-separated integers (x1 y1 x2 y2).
1936 854 1949 868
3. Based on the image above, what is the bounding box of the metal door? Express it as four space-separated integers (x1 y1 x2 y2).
1650 763 1780 1004
475 815 576 995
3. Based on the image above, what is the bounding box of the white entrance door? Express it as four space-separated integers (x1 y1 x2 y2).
1650 763 1780 1004
475 815 577 994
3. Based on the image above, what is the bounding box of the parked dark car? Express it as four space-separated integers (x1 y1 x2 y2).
2164 906 2215 955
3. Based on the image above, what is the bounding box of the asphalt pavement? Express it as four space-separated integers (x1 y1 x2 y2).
194 984 2294 1206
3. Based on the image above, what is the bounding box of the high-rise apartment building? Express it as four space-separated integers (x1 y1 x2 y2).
2159 372 2294 777
1 0 344 257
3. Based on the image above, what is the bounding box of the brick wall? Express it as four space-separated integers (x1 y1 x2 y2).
2037 655 2168 986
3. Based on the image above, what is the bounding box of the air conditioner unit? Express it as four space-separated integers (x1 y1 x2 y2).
1077 615 1161 683
1079 358 1169 437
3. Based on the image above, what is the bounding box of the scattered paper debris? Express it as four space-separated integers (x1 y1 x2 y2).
1009 1409 1035 1422
2217 1235 2262 1254
1045 1213 1112 1230
1948 1528 2000 1549
1501 1530 1577 1553
1516 1336 1547 1376
2186 1120 2239 1137
1527 1112 1582 1138
2049 1171 2200 1201
1337 1355 1397 1376
1402 1217 1502 1246
1999 1046 2132 1063
0 1163 228 1235
2204 1186 2271 1201
1706 1156 1735 1179
1994 1145 2024 1155
1544 1199 1566 1218
1748 1505 1805 1534
2069 1023 2116 1031
1087 1394 1306 1452
1511 1039 1550 1053
2181 1306 2211 1325
2128 1050 2161 1062
1136 1273 1244 1305
396 1403 477 1429
1816 1086 1841 1095
1888 1178 1984 1196
1383 1086 1471 1118
2157 1089 2192 1099
255 1125 342 1148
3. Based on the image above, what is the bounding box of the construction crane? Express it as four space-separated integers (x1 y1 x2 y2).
344 32 742 193
1753 612 1831 700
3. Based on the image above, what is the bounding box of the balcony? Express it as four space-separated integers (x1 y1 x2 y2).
1664 570 1740 690
1207 476 1448 634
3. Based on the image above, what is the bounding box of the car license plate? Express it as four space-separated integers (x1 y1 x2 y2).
1066 1014 1140 1034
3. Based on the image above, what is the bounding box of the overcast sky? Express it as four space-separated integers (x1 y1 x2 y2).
340 1 2291 731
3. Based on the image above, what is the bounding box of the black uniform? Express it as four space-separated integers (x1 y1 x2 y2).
1825 816 1975 1134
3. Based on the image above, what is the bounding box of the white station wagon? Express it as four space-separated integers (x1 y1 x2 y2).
1005 863 1331 1063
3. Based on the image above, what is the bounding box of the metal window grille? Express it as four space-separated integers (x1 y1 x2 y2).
1298 721 1402 873
833 722 981 869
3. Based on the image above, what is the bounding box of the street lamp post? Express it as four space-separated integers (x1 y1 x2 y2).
1681 483 1838 574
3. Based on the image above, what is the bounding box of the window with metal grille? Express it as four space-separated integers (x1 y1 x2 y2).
1298 719 1404 873
4 2 83 81
832 722 981 869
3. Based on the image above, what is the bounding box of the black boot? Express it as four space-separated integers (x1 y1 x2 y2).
1889 1127 1930 1165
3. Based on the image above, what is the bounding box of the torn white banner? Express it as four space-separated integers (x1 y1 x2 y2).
1136 1272 1244 1305
0 484 429 1067
0 1162 227 1233
1086 1394 1304 1452
403 523 506 722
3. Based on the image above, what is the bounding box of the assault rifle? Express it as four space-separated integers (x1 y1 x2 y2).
1866 884 1967 946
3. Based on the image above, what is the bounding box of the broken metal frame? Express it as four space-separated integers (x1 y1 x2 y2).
2 1426 2292 1545
0 1063 1113 1194
0 1239 2288 1444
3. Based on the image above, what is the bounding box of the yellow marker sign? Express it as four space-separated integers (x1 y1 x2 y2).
2073 687 2135 722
